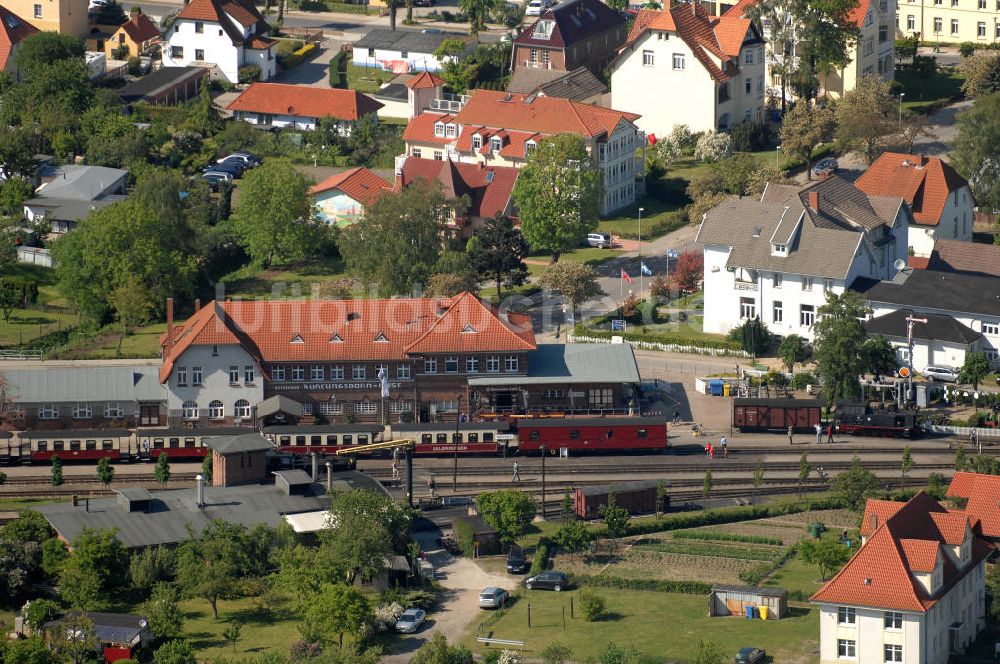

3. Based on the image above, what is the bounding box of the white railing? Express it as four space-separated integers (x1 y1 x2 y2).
929 425 1000 439
430 93 469 113
522 60 552 69
17 246 52 267
569 333 750 358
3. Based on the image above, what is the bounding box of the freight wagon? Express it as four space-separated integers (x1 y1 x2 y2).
574 480 669 520
517 416 668 453
733 398 823 433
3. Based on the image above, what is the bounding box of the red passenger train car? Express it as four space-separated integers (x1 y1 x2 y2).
22 429 133 462
263 424 382 455
136 427 253 460
516 416 668 453
733 398 823 433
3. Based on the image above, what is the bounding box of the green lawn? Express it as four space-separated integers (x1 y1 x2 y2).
465 587 819 663
0 263 80 347
529 246 623 267
220 256 349 299
897 68 965 114
0 497 63 512
344 62 388 94
669 148 780 183
598 190 688 240
178 597 306 661
765 555 827 598
56 322 168 359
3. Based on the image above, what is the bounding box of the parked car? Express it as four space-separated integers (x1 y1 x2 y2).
506 547 528 574
586 232 612 249
204 161 244 178
524 571 568 591
395 608 426 633
413 0 436 7
479 587 510 609
811 157 838 178
201 172 232 191
218 152 260 167
923 366 959 383
526 0 552 15
734 647 766 664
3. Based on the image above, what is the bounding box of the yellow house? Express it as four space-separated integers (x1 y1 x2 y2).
105 8 160 58
5 0 90 38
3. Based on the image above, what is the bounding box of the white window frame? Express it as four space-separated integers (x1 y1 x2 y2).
104 402 125 419
397 364 411 380
73 403 93 420
331 365 345 380
434 122 445 137
801 304 816 327
311 365 325 381
244 366 255 384
355 401 378 415
352 365 366 380
490 136 502 152
229 366 239 384
424 358 437 374
272 365 285 381
192 366 203 385
504 355 518 373
884 611 903 630
487 356 500 373
445 356 459 373
883 644 902 663
672 53 685 69
642 49 654 66
182 401 199 420
40 404 58 420
176 367 187 386
234 399 251 419
208 400 224 420
472 134 482 149
802 276 814 291
773 301 783 324
983 322 999 336
292 366 305 381
838 607 857 625
838 639 856 658
389 400 412 413
319 401 343 415
740 297 756 319
466 356 479 373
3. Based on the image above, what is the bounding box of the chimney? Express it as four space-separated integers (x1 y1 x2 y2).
130 6 141 17
165 297 174 349
325 461 333 491
869 514 878 531
918 154 927 167
311 453 318 481
196 474 205 508
807 191 820 213
194 298 201 312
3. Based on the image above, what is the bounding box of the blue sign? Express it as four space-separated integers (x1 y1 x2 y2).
611 319 627 332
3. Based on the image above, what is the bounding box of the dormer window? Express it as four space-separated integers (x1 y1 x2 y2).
490 136 502 152
434 122 445 137
290 334 304 344
772 243 787 255
374 332 388 342
445 123 457 138
330 333 343 343
472 134 482 149
462 323 477 333
525 140 537 158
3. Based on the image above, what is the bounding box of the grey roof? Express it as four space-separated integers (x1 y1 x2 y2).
38 480 335 548
711 584 788 599
115 487 153 501
697 176 903 280
23 196 124 222
257 394 303 419
273 469 313 486
373 82 409 101
207 433 273 454
864 309 982 346
46 612 146 645
354 28 475 55
117 66 206 102
578 479 663 496
4 364 165 403
35 165 128 201
854 268 1000 318
20 429 130 439
508 67 607 101
467 343 640 386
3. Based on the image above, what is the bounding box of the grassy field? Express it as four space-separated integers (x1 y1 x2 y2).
178 597 304 661
669 148 780 183
598 187 688 240
897 68 965 114
465 587 819 663
0 263 79 347
220 256 349 300
55 322 168 359
0 497 63 512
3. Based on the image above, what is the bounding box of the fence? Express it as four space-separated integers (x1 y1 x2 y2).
16 246 52 268
569 333 751 358
929 425 1000 440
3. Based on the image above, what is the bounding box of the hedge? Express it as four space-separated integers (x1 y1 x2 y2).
571 327 747 356
575 574 712 596
528 538 552 575
672 530 784 546
453 519 475 557
738 543 798 586
278 42 317 70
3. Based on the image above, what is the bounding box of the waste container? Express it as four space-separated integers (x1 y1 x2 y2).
745 606 755 619
709 379 724 396
723 383 732 397
759 606 769 620
809 522 825 538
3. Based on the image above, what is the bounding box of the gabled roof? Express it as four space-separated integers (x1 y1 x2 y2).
846 0 873 28
309 167 391 207
406 71 445 89
811 492 991 612
855 153 969 227
926 238 1000 277
860 498 904 537
176 0 267 44
402 111 457 145
118 10 160 44
507 66 608 102
0 5 37 70
514 0 624 49
853 267 1000 318
864 309 982 346
227 83 383 121
947 472 1000 538
397 157 519 219
160 294 536 382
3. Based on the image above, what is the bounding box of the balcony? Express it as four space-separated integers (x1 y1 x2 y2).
429 93 469 113
523 60 553 69
734 279 759 291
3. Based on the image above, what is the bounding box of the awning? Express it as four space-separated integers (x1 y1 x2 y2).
257 394 304 419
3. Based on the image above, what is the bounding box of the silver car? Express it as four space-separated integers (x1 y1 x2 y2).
395 608 426 633
479 586 509 609
923 366 958 383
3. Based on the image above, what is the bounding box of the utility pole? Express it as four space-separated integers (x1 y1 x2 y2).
903 315 928 406
540 445 547 519
452 394 463 492
638 206 644 295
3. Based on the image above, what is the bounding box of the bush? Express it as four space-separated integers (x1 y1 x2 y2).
729 120 773 152
694 130 732 162
126 56 142 76
672 530 783 546
574 325 744 353
790 372 817 390
277 42 317 69
238 64 261 84
453 519 475 557
528 539 552 576
960 42 977 58
579 590 607 621
576 574 712 595
910 54 938 78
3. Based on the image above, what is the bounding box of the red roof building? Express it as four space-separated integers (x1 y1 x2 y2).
310 167 392 227
0 5 38 72
811 492 991 662
107 8 161 58
925 238 1000 278
947 471 1000 540
395 157 519 237
511 0 626 75
855 153 974 257
228 83 383 129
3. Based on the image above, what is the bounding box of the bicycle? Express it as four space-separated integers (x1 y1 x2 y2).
692 424 706 437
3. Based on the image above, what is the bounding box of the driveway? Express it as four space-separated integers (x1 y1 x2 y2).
381 529 517 663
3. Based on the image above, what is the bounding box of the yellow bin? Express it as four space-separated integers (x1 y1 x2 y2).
723 384 731 397
759 606 769 620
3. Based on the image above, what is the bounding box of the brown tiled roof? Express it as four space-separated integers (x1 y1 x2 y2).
860 499 904 537
160 294 536 383
0 5 38 70
513 0 624 49
926 238 1000 277
402 112 457 145
406 71 445 89
898 538 939 573
119 11 161 44
178 0 262 26
846 0 873 27
947 472 1000 538
227 83 383 121
397 157 519 220
310 167 391 206
855 153 969 227
245 35 276 49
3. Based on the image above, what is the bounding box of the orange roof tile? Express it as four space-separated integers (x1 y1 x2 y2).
119 11 161 44
160 294 536 383
227 83 383 121
178 0 262 27
928 511 969 545
899 538 939 573
855 153 969 227
246 35 276 49
309 167 391 207
948 472 1000 538
397 157 519 219
406 71 445 89
0 5 38 70
402 112 457 145
846 0 872 28
860 499 904 537
947 471 980 498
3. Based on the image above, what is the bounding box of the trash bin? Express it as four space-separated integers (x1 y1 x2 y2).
809 522 825 538
759 606 769 620
709 379 724 396
723 383 732 397
745 606 755 619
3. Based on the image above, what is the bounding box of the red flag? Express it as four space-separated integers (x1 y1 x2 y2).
621 270 633 283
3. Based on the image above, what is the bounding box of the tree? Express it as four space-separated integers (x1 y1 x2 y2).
832 455 880 512
512 134 602 261
779 334 811 374
175 520 248 619
466 213 529 299
898 113 932 152
799 453 811 498
202 453 213 483
51 614 99 664
153 640 197 664
901 446 913 486
780 102 835 179
600 493 630 555
670 250 703 295
560 489 574 522
51 456 63 487
553 521 591 553
322 489 411 584
12 32 84 75
953 93 1000 214
959 351 992 390
67 527 128 592
703 469 713 504
968 454 1000 475
752 462 764 505
860 335 898 378
655 480 667 517
955 442 968 472
41 537 68 579
694 131 732 162
1 509 52 543
798 537 852 581
411 634 473 664
232 160 318 267
182 80 223 137
460 0 502 34
59 560 103 610
0 280 20 324
96 457 115 492
91 0 127 24
109 274 154 354
154 453 171 487
537 261 604 320
0 538 38 601
540 644 572 664
339 180 460 296
302 583 371 649
960 51 1000 97
691 640 727 664
222 620 242 652
476 490 537 543
714 152 765 196
384 0 403 29
836 75 898 164
142 582 183 640
728 317 772 360
813 291 870 405
0 128 39 179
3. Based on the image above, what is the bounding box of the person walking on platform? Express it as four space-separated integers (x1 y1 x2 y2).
511 461 521 484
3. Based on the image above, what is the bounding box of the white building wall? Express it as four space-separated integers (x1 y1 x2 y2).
599 120 644 215
165 345 264 418
868 300 1000 368
908 185 974 257
352 47 445 73
162 18 241 82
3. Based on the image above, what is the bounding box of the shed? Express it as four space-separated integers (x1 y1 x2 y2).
452 514 500 556
44 611 150 663
273 469 314 496
207 433 273 486
709 584 788 619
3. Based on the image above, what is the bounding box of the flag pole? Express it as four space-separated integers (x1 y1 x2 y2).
638 207 644 296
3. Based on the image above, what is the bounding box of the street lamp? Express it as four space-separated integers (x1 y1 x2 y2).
775 145 782 169
452 394 463 492
638 206 645 294
898 93 906 129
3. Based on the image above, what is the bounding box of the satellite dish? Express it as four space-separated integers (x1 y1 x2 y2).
893 258 906 272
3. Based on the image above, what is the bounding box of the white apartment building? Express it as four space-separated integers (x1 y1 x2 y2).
402 86 644 215
161 0 276 84
811 492 990 664
900 0 1000 43
696 176 909 340
609 2 766 135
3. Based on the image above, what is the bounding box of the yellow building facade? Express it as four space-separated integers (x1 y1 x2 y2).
5 0 90 38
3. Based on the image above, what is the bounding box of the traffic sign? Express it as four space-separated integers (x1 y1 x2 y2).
611 319 626 331
897 367 911 378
